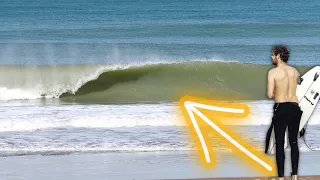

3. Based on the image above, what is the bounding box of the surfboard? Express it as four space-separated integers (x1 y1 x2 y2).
265 66 320 155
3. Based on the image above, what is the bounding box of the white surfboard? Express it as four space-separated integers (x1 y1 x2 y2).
266 66 320 155
296 66 320 101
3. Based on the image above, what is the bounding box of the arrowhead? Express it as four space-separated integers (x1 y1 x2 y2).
179 95 277 176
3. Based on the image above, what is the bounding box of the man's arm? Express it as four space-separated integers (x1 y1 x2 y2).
267 70 275 99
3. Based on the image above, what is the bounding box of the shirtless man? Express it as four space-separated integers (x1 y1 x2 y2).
267 45 303 180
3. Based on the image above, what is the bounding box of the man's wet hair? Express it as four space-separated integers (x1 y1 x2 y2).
272 45 290 62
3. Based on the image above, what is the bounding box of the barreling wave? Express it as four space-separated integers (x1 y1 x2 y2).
0 60 311 103
59 61 311 104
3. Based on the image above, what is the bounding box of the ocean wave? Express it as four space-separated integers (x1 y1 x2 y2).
59 60 311 103
0 60 312 103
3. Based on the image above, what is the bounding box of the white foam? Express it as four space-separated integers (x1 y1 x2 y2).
0 145 318 157
0 87 42 101
0 104 185 132
2 101 320 132
0 115 184 132
0 146 196 154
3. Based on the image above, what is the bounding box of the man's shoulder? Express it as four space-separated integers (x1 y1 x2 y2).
285 64 298 70
286 65 300 75
268 68 277 80
268 67 277 74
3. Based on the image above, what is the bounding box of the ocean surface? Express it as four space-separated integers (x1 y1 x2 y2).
1 0 320 168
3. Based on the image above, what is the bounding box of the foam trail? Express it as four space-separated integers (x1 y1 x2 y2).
2 102 320 133
0 103 183 132
1 102 320 157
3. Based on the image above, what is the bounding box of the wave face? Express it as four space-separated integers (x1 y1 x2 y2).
0 60 311 103
56 61 312 103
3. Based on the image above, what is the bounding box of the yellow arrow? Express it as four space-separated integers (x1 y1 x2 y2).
179 95 276 176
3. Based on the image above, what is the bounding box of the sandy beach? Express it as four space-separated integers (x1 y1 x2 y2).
1 150 319 180
176 175 320 180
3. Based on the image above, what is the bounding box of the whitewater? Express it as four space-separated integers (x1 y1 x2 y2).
1 100 320 157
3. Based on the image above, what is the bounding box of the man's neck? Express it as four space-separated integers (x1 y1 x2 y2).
277 61 286 67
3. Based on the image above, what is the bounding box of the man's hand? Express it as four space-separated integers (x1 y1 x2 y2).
296 69 301 85
267 69 275 99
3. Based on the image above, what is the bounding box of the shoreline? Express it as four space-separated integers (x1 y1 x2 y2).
172 175 320 180
0 151 319 180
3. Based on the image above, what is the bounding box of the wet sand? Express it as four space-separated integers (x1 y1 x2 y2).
173 175 320 180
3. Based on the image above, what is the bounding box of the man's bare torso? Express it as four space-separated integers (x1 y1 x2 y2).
269 64 300 103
